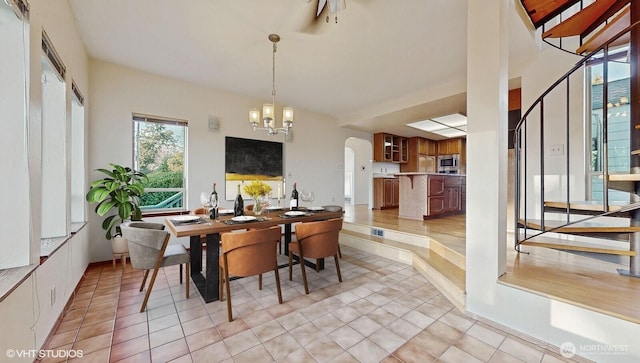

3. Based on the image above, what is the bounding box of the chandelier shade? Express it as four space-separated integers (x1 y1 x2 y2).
248 34 293 136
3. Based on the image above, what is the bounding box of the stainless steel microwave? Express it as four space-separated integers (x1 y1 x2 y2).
437 154 459 173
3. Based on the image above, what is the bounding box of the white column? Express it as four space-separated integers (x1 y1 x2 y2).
465 0 509 312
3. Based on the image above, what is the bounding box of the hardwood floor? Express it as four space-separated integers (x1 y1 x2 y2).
343 204 640 324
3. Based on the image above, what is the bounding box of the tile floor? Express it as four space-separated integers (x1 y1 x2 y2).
39 246 589 363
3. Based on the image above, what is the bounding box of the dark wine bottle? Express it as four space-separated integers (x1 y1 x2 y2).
290 182 299 211
209 182 219 220
234 184 244 216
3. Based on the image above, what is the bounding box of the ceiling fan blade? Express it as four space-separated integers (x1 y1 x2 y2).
317 0 328 17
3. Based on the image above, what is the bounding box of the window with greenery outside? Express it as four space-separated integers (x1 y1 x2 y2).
133 116 186 211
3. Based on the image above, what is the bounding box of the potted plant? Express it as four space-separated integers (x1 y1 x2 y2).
86 163 147 253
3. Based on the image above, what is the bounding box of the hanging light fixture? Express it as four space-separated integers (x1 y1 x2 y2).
249 34 293 136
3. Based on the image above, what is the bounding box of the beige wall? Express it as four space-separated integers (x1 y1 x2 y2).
87 59 371 261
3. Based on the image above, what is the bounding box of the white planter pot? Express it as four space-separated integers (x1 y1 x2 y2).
111 236 129 254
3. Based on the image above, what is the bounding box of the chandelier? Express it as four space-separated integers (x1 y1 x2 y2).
249 34 293 136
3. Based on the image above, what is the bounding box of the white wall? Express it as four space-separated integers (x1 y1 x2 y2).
88 60 371 261
345 137 373 206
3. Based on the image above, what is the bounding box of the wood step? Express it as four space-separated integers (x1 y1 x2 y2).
607 173 640 192
519 218 640 233
520 240 635 256
577 5 630 54
521 0 581 28
544 200 625 213
542 0 618 39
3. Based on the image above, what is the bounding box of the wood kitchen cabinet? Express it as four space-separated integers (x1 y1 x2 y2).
400 137 436 172
373 178 399 209
425 175 465 218
437 138 464 155
374 133 408 163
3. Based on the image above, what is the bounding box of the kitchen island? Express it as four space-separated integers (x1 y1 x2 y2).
396 172 466 220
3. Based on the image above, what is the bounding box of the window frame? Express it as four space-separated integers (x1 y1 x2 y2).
132 113 188 213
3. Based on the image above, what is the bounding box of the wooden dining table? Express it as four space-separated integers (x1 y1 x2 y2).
165 208 343 303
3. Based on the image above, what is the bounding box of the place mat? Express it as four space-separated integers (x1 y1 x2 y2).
170 217 207 226
278 213 312 219
223 217 267 225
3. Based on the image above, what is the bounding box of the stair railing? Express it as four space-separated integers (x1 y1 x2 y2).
514 20 640 251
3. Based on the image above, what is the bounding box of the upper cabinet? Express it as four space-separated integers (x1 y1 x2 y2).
374 133 408 163
400 137 436 172
437 138 464 155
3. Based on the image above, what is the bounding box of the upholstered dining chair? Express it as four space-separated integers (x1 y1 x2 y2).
288 218 343 294
219 226 283 322
120 222 190 312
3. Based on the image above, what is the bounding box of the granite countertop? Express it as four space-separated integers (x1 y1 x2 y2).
372 174 398 178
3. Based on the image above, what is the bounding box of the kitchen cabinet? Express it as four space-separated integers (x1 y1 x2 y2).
400 137 436 172
374 133 408 163
373 177 399 209
425 174 465 218
437 138 464 155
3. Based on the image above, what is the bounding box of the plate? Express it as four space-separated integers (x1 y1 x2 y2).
284 211 307 216
173 215 200 222
218 209 234 214
266 206 282 210
308 207 325 211
231 216 257 222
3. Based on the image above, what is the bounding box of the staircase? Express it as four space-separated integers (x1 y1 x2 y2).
515 0 640 277
339 221 466 311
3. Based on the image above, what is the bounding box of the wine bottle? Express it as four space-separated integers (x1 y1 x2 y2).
234 184 244 216
290 182 299 211
209 182 219 220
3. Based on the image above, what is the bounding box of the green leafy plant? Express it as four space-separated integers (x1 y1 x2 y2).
86 163 147 240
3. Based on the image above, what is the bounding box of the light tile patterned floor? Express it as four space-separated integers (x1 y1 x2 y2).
39 246 587 362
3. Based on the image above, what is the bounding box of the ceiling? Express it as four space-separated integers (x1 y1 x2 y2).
68 0 539 139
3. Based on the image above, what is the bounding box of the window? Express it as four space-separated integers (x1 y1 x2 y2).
0 0 30 268
70 82 86 224
587 50 630 202
133 114 187 212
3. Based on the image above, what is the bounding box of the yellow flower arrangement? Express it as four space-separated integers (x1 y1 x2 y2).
243 180 272 199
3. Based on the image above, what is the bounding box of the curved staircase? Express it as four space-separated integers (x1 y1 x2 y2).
515 0 640 277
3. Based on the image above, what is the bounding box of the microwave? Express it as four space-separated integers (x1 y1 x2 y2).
437 154 459 173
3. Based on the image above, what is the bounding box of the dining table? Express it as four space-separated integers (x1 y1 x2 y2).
165 207 343 303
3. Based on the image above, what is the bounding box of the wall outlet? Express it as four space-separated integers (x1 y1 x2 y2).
549 144 564 156
371 228 384 237
50 286 56 306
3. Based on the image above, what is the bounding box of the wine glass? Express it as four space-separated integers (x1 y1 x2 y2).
300 190 314 208
199 192 211 213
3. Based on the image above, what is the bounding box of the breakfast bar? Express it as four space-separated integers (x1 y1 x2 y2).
396 172 466 220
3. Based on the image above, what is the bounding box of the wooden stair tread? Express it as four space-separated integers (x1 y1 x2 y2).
577 5 630 54
519 218 640 233
521 0 581 28
544 200 625 212
520 240 635 256
608 173 640 182
542 0 618 39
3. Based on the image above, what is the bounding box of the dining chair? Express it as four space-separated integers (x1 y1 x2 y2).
288 218 343 294
193 207 208 215
219 226 283 322
121 222 190 312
